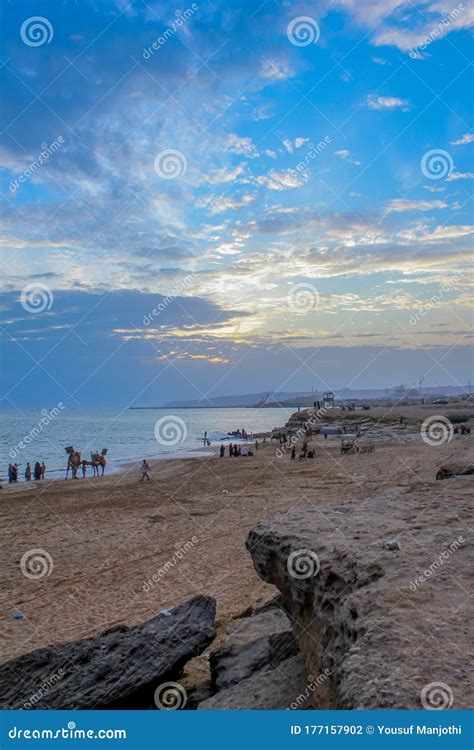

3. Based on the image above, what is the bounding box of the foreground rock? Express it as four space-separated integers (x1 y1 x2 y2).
436 464 474 480
246 504 471 709
1 595 216 710
210 604 298 690
199 654 308 710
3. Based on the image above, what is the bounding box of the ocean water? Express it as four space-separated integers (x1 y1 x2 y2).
1 407 294 479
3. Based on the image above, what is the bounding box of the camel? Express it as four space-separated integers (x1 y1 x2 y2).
90 450 107 477
65 447 81 479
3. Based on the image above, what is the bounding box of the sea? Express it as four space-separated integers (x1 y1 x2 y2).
1 407 294 480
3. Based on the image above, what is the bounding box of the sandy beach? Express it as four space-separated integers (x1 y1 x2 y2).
1 402 472 686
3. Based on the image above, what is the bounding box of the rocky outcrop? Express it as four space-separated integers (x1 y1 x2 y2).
209 604 298 690
198 654 308 710
436 464 474 480
246 507 471 709
1 595 216 710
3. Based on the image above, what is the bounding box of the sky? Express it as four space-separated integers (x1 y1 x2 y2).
0 0 473 408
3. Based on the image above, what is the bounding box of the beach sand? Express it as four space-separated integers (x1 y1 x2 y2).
1 403 472 676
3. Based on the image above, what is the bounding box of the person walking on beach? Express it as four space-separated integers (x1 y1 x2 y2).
255 440 259 451
291 446 296 461
140 459 151 481
34 462 41 480
229 442 233 457
40 461 46 479
25 463 31 481
203 431 207 446
219 444 225 458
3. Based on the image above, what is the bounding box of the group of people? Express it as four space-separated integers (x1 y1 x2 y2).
290 440 315 461
220 441 257 458
7 461 46 483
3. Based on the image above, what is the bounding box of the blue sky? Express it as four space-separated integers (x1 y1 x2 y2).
1 0 473 407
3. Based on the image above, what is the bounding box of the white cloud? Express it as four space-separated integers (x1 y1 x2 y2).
372 55 391 66
205 164 245 185
335 149 361 165
385 198 448 214
295 137 309 149
255 169 306 191
283 139 293 154
451 133 474 146
447 172 474 181
367 94 410 110
226 133 259 158
423 185 446 193
197 194 255 215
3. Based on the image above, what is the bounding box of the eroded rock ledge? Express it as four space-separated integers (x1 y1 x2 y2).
246 506 470 709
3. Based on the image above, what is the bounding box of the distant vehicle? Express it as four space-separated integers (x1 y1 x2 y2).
433 398 449 405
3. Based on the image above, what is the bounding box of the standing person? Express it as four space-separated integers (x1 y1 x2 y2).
81 460 87 479
233 443 238 457
229 442 233 457
25 463 31 481
323 430 328 441
140 459 151 481
203 431 207 446
34 462 41 480
291 446 296 461
40 461 46 479
219 444 225 458
255 440 259 451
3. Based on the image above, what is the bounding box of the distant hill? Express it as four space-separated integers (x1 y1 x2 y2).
155 385 472 409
